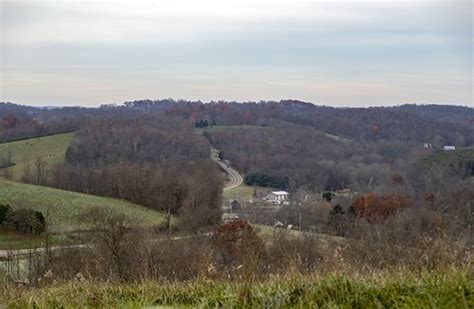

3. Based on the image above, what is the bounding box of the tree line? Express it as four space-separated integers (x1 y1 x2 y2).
3 100 473 146
21 116 224 230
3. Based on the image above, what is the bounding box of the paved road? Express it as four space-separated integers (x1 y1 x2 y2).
209 147 243 191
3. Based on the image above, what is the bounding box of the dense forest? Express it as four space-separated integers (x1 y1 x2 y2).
0 113 79 143
136 99 474 145
206 123 360 191
1 100 473 145
1 100 472 196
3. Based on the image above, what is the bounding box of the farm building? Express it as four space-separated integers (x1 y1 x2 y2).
443 145 456 151
230 200 241 210
264 191 289 204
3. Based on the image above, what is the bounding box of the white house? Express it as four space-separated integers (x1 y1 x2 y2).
264 191 289 204
443 145 456 151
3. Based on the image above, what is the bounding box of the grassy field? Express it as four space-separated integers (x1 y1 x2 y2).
196 125 271 134
0 180 166 233
421 148 474 167
223 183 273 201
323 132 354 143
1 270 470 308
254 224 305 241
254 224 349 250
0 228 64 250
0 133 74 180
199 125 352 144
0 228 43 250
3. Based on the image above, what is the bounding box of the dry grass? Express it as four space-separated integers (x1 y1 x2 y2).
1 268 471 308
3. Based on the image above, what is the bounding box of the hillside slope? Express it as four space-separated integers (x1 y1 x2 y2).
0 180 166 233
0 133 73 180
420 148 474 178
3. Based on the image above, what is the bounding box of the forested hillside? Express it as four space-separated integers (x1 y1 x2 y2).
391 104 474 125
46 117 221 230
205 124 360 191
125 99 474 145
0 111 224 231
2 100 472 195
2 100 473 145
65 116 210 166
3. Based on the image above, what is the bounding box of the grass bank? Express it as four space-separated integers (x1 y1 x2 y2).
223 183 272 201
1 269 471 308
0 227 64 250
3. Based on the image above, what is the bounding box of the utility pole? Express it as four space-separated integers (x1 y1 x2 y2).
167 204 172 238
298 212 302 231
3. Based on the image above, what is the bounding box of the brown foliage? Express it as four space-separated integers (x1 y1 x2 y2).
351 192 410 222
391 174 405 185
1 115 18 129
77 208 142 281
424 192 435 202
262 234 322 274
149 238 212 281
213 219 263 279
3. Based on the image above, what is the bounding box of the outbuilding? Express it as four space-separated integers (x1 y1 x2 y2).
264 191 289 204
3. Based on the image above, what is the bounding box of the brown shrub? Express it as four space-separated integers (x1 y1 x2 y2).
351 192 410 222
213 219 263 280
150 238 213 281
261 233 323 276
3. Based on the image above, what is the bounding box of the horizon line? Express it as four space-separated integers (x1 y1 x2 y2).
1 99 472 109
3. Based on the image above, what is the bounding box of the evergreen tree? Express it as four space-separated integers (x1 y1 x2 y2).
326 204 345 236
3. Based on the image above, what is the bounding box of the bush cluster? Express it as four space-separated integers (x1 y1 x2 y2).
0 204 46 234
244 173 289 190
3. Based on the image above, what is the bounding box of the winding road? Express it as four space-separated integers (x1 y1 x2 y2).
209 147 243 191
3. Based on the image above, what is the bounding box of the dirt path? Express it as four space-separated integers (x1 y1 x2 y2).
0 233 213 261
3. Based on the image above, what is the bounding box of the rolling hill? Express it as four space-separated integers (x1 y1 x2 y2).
0 132 74 180
421 148 474 177
0 132 167 249
0 179 166 233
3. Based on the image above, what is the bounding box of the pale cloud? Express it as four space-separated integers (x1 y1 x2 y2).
2 65 471 106
0 0 472 106
3 0 469 44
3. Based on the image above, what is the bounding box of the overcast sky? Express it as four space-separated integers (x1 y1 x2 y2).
0 0 472 107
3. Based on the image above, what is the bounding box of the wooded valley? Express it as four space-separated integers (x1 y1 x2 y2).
0 100 472 307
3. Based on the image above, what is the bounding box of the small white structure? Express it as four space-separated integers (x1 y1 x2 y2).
264 191 289 204
443 145 456 151
222 213 239 222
